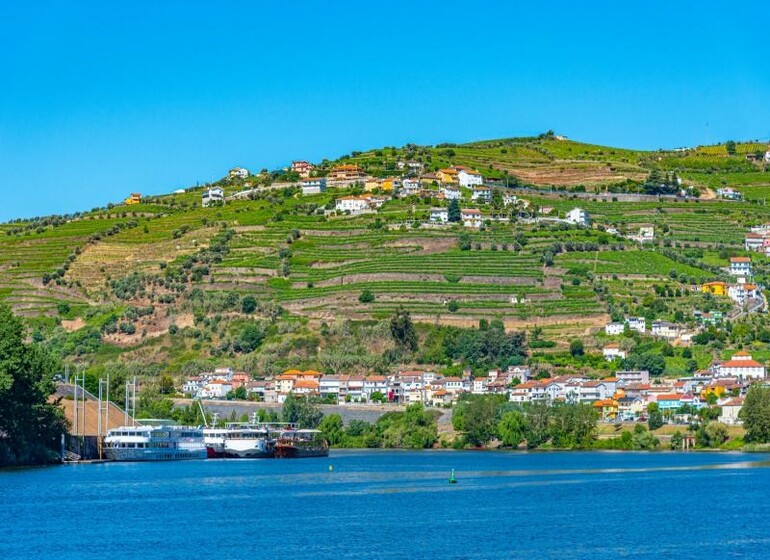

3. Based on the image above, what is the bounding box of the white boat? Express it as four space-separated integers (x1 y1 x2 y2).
223 428 275 458
104 425 207 461
203 427 230 458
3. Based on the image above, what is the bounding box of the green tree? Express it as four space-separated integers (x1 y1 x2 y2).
241 295 257 314
458 232 471 250
497 410 526 448
0 304 68 466
447 300 459 313
647 402 664 431
448 199 461 223
358 289 375 304
670 430 684 450
158 374 175 395
390 307 418 352
741 385 770 443
454 395 503 446
725 140 737 155
569 339 584 357
282 393 323 428
318 414 344 446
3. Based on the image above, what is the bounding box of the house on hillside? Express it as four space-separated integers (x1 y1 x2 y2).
202 187 225 207
441 185 461 200
605 322 624 336
717 187 743 201
471 186 492 203
437 168 459 184
701 281 728 296
745 233 764 252
430 208 449 223
565 207 589 226
651 320 681 339
626 316 646 333
729 257 752 277
718 397 744 425
717 351 766 380
291 161 315 179
765 150 770 163
728 282 758 305
401 178 422 197
327 164 366 181
458 169 483 188
229 167 249 179
602 343 626 361
461 208 483 228
124 193 141 205
301 177 327 195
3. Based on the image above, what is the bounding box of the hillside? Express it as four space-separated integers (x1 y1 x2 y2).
2 134 770 383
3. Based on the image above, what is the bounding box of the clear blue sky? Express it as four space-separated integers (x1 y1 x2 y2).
1 1 768 221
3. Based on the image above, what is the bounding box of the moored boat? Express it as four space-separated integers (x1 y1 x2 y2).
203 427 230 458
104 425 207 461
223 427 275 458
274 429 329 459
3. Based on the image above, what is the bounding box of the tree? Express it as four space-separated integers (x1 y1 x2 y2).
741 385 770 443
390 307 418 352
358 289 375 304
725 140 737 156
458 232 471 250
158 375 175 395
282 393 323 428
448 199 461 223
447 300 459 313
497 410 526 448
454 395 502 446
0 304 68 466
647 402 664 431
241 295 257 314
697 421 728 448
318 414 344 446
569 339 584 357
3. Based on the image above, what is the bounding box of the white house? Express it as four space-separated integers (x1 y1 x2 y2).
503 193 518 207
728 282 758 305
765 150 770 163
605 322 624 336
229 167 249 179
718 397 744 425
717 187 742 200
729 257 751 277
401 178 422 196
430 208 449 223
616 370 650 386
745 233 764 252
301 177 327 195
638 226 654 243
471 186 492 203
441 186 461 200
651 321 681 339
565 207 589 226
626 317 646 333
202 187 225 207
603 343 626 361
458 169 483 188
461 208 483 228
718 351 766 380
336 196 371 213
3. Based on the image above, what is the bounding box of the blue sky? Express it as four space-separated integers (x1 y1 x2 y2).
1 1 768 221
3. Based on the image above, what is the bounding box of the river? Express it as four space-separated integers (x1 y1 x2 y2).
2 450 769 559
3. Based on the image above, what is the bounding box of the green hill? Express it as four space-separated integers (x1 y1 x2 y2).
2 134 770 381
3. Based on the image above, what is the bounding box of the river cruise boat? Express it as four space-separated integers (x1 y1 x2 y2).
202 427 230 458
274 429 329 459
223 427 275 458
104 425 207 461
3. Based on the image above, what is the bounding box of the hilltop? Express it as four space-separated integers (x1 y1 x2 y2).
2 133 770 385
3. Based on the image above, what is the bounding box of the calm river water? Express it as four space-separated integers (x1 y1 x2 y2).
2 450 769 559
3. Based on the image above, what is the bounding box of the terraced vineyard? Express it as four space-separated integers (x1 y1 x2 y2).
2 134 769 370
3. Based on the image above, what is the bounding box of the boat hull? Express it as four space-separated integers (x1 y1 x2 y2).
104 448 207 462
274 444 329 459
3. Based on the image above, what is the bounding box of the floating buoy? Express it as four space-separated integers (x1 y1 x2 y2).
449 468 457 484
329 464 334 472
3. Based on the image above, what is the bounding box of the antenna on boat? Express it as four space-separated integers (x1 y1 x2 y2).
124 376 137 426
